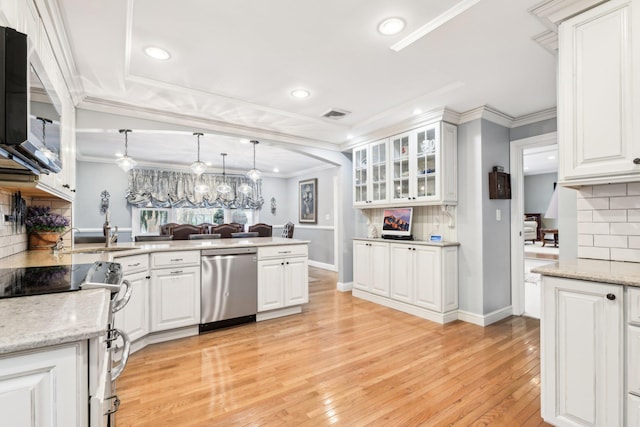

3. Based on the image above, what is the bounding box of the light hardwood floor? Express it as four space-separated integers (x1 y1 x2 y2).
116 267 550 426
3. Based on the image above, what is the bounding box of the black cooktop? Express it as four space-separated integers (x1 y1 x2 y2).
0 263 95 299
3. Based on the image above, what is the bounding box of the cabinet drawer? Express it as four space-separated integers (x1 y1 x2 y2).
114 254 149 275
258 245 307 260
629 287 640 325
151 251 200 269
629 325 640 397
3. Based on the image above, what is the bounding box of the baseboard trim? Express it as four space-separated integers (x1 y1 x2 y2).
256 306 302 321
457 306 513 326
308 260 338 272
127 326 199 355
337 281 353 292
352 289 457 324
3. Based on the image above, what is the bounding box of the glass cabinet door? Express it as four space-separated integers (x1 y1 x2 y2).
391 133 410 201
353 146 368 204
370 140 387 203
414 126 438 199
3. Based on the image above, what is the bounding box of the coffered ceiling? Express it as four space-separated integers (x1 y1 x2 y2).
55 0 556 175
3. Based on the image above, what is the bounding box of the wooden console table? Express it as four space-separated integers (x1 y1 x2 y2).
540 228 559 247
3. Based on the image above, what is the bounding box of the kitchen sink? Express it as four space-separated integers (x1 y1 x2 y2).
64 247 132 254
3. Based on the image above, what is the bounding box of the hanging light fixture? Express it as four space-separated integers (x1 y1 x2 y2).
116 129 137 171
194 178 210 194
36 117 56 160
247 140 262 181
238 180 252 195
216 153 232 194
190 132 207 175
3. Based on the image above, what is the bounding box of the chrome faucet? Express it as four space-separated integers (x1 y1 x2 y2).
103 211 118 247
52 227 79 253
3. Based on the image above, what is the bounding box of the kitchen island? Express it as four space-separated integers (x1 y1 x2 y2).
533 258 640 426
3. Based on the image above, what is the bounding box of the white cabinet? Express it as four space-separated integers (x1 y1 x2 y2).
0 343 85 427
629 326 640 397
558 0 640 186
353 139 389 206
353 240 389 297
352 121 457 208
149 251 200 332
629 394 640 427
257 245 308 312
114 254 150 342
541 276 623 426
390 243 458 313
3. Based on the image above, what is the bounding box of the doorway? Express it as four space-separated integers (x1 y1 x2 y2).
510 132 558 317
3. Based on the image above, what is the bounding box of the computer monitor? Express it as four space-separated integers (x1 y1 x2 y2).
381 207 413 237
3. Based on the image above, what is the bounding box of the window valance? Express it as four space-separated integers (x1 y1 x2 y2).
126 169 264 209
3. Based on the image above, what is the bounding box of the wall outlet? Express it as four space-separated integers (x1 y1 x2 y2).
496 209 502 221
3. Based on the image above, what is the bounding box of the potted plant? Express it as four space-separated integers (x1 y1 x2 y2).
25 206 70 250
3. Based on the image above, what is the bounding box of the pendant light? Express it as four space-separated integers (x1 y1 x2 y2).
190 132 207 175
36 117 56 160
246 140 262 181
194 179 210 194
116 129 137 171
216 153 232 194
238 180 252 195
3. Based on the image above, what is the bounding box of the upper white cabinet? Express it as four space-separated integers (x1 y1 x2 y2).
353 121 457 207
558 0 640 186
353 139 389 206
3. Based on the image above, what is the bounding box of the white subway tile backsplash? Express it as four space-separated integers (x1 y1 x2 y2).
593 183 627 197
628 182 640 195
577 197 609 210
594 234 628 248
578 246 610 260
577 234 594 246
592 210 627 222
629 209 640 222
576 186 593 199
577 210 593 222
629 236 640 249
610 196 640 209
578 222 609 235
611 222 640 236
611 248 640 263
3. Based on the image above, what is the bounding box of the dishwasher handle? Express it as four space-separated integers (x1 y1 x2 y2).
202 247 257 256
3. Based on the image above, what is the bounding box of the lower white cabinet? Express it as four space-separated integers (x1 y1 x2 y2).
114 270 150 342
353 240 390 296
0 343 85 427
258 256 308 312
150 265 200 332
541 276 623 427
352 239 458 323
629 394 640 426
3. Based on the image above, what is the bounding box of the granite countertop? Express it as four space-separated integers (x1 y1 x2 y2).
353 237 460 247
0 288 110 355
532 258 640 287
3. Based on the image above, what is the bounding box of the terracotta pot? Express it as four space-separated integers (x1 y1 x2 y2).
29 231 60 250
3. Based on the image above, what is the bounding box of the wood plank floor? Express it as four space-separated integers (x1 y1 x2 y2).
116 267 551 426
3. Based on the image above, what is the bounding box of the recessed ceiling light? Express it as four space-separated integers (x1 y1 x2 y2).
413 108 423 115
347 134 354 140
378 17 406 36
115 152 123 158
547 155 556 160
144 46 171 60
273 168 279 173
291 89 310 99
205 161 213 167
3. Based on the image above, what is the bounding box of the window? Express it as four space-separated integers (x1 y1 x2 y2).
132 207 257 236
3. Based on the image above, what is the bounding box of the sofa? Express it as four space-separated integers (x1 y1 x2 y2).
524 220 538 243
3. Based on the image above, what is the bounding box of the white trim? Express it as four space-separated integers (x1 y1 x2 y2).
128 326 199 355
509 131 558 316
308 260 337 272
530 0 607 29
458 105 514 127
532 30 559 55
390 0 482 52
352 289 458 324
79 227 133 233
256 306 302 321
333 175 339 273
457 306 513 327
287 224 335 231
337 281 353 292
511 107 557 128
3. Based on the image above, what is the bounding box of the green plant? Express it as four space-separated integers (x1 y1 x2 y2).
25 206 70 233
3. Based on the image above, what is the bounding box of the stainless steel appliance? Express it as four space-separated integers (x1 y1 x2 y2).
200 247 258 333
84 261 132 427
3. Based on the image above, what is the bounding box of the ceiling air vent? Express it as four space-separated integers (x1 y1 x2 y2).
322 108 351 120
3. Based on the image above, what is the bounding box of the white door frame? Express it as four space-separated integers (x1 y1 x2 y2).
510 131 557 315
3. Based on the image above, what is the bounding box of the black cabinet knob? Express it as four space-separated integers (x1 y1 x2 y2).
634 158 640 165
606 293 616 301
62 184 70 188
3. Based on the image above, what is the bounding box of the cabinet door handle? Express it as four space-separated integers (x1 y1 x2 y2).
170 258 183 262
606 293 616 301
281 262 285 265
128 262 141 267
145 276 151 279
278 251 291 254
170 270 183 275
634 158 640 165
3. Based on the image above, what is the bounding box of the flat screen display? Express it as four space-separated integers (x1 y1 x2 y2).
381 207 413 236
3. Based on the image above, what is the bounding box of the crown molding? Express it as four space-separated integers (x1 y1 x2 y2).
35 0 86 104
530 0 607 29
532 30 559 54
78 97 342 152
511 107 557 128
458 105 514 127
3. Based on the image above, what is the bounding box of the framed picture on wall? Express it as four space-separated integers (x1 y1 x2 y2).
299 178 317 224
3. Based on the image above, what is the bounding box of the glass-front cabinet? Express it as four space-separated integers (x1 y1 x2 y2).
353 139 389 206
353 120 457 208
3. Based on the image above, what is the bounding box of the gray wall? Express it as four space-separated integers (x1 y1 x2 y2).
509 118 557 141
524 172 558 229
258 176 290 226
480 120 511 314
76 160 132 241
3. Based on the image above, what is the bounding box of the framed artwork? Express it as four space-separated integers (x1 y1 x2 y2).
299 178 317 223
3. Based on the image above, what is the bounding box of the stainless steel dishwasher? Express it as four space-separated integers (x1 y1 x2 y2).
200 247 258 333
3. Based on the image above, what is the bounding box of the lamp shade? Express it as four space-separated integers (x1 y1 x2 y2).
190 132 207 175
544 187 558 219
116 155 137 172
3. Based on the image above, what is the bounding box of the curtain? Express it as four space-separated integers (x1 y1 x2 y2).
126 169 264 209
